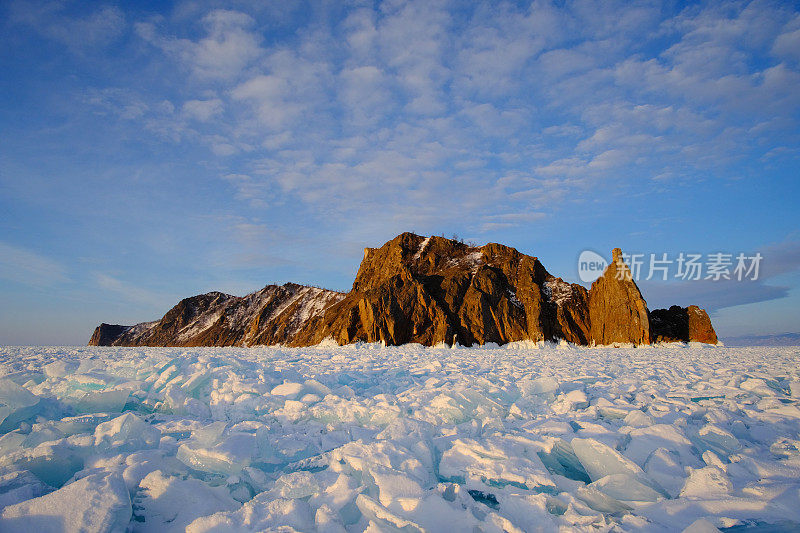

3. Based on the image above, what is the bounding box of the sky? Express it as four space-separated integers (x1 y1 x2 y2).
1 0 799 345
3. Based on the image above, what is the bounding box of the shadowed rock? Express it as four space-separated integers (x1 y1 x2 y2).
650 305 718 344
88 324 131 346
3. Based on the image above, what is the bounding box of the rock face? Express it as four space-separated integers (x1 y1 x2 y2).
89 233 718 347
292 233 590 346
588 248 650 346
88 324 131 346
90 283 344 347
649 305 718 344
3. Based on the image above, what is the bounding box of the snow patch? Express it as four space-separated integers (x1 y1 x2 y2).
413 236 431 260
543 278 574 306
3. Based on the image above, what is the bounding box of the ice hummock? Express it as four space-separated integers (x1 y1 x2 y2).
0 344 797 531
132 470 239 531
571 438 645 481
0 379 42 433
1 472 131 532
95 413 161 452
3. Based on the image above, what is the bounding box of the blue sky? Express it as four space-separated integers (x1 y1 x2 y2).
1 0 799 345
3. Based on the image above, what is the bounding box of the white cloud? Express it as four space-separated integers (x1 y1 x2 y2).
338 66 393 126
83 1 800 245
10 1 125 51
772 16 800 64
84 89 198 144
137 9 262 80
231 48 332 131
232 75 293 126
182 98 223 121
587 149 632 171
85 88 150 120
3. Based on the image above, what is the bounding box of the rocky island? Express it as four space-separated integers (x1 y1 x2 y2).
90 233 717 347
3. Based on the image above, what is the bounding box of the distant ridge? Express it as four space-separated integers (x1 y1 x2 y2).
90 233 718 347
723 333 800 347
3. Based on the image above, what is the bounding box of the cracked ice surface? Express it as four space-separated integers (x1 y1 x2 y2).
0 344 799 532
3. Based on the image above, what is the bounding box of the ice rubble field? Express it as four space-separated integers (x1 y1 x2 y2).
0 344 799 532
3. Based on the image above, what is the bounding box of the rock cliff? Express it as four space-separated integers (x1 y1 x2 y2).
588 248 650 346
89 233 717 347
291 233 591 346
90 283 344 347
649 305 718 344
88 323 131 346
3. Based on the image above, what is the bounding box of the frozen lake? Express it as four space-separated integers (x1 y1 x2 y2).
0 343 798 532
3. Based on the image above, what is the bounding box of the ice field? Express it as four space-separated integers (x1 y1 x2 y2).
0 343 799 532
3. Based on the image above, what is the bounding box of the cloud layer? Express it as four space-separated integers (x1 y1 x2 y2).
2 0 799 342
80 0 798 239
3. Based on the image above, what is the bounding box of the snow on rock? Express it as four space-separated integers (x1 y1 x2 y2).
413 236 431 260
543 278 574 306
0 344 798 531
0 471 131 532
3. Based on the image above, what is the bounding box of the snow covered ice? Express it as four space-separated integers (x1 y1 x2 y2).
0 344 798 532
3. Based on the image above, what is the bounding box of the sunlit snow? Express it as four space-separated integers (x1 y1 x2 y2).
0 343 798 532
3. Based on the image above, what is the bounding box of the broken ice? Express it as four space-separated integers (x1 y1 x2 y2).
0 343 797 531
